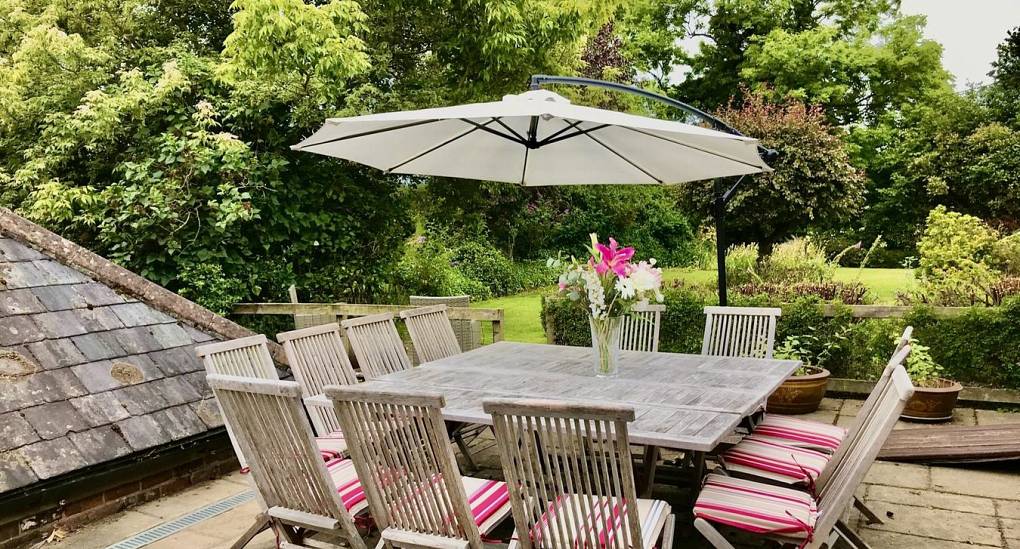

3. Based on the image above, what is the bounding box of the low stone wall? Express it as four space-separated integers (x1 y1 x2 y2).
0 431 236 549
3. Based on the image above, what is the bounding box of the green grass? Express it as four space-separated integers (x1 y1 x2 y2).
474 267 917 343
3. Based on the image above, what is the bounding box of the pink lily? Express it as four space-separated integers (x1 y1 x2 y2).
590 237 634 278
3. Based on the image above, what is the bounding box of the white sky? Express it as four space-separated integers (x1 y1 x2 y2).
900 0 1020 88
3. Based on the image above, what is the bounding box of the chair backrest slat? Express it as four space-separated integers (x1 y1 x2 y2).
484 399 642 549
327 385 482 548
400 305 462 364
813 367 913 540
701 306 781 359
342 313 413 379
208 375 364 549
278 323 359 435
620 303 665 353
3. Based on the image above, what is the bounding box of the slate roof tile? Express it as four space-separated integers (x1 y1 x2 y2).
149 346 203 376
70 360 121 393
21 437 88 479
190 398 223 428
77 283 127 307
110 326 163 355
30 284 87 311
26 338 88 370
151 376 202 407
184 324 217 343
21 370 88 405
31 310 89 338
73 306 125 332
0 450 38 491
1 261 49 289
0 288 47 315
155 405 207 441
0 238 46 261
70 333 124 362
0 376 47 414
69 426 131 465
181 371 211 397
116 415 169 451
69 393 130 427
149 324 192 349
113 382 170 416
0 412 39 452
108 303 160 327
21 401 91 440
33 260 89 285
0 315 44 346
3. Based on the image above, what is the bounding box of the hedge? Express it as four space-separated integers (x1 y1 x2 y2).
541 287 1020 390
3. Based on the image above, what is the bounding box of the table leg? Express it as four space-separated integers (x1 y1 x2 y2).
638 445 659 497
689 451 705 507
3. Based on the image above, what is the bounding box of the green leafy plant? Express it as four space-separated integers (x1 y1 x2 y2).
901 335 946 388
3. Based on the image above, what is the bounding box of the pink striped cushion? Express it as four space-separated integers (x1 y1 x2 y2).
509 496 670 549
316 430 347 461
463 477 512 533
721 436 831 487
326 458 370 514
694 474 817 540
752 415 847 452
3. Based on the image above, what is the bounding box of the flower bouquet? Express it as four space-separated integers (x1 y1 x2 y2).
550 234 664 377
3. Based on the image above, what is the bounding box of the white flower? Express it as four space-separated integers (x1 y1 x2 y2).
581 269 606 318
629 266 660 292
615 277 636 299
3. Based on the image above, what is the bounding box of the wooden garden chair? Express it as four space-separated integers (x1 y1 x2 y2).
326 385 512 549
342 311 480 471
693 366 915 549
399 304 462 363
484 399 676 549
701 306 782 359
277 323 360 447
342 312 413 380
620 302 665 353
208 375 370 549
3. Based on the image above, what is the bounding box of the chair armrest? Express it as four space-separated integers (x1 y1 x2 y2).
304 394 332 409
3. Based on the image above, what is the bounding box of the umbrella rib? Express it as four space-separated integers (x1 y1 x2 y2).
620 126 765 170
384 119 498 173
579 131 663 184
294 119 443 149
538 122 611 146
520 146 529 185
458 118 528 145
536 118 585 144
493 118 527 142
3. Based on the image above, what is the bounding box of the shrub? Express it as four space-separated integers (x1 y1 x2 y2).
991 232 1020 275
725 244 760 287
734 281 869 304
762 237 834 284
915 206 1000 305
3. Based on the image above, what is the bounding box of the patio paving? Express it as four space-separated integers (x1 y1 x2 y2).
41 399 1020 549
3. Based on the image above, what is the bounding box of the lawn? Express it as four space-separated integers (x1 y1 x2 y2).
475 267 916 343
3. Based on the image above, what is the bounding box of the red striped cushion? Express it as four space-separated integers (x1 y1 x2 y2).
463 477 512 533
509 496 670 549
694 474 817 540
721 436 831 487
752 415 847 452
316 430 347 461
326 458 369 514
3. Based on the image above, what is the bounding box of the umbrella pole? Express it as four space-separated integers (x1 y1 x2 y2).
714 179 728 306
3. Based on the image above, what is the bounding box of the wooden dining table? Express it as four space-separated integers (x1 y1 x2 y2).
357 341 800 493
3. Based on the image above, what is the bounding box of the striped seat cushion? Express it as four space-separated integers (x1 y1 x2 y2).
751 415 847 452
463 477 513 533
326 458 370 515
509 496 670 549
721 436 831 487
316 430 348 461
694 474 817 541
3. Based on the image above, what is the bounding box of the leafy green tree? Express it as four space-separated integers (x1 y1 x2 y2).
680 91 866 258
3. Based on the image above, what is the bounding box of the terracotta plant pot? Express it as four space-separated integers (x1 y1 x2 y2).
901 378 962 422
767 366 831 415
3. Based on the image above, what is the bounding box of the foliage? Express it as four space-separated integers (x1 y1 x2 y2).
991 233 1020 276
681 92 866 257
762 237 835 284
734 281 869 305
544 293 1020 389
901 335 944 387
915 206 1000 305
723 244 760 287
773 328 847 375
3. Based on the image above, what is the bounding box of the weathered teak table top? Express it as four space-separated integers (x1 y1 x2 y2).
361 341 800 452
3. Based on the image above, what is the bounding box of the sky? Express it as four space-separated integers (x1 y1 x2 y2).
900 0 1020 88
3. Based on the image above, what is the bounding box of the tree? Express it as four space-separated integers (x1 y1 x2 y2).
680 91 866 258
984 26 1020 128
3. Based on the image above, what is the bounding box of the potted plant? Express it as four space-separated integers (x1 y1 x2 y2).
767 333 833 414
550 234 664 377
900 336 961 421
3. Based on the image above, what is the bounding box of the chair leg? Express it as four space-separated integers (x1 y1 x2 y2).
661 514 676 549
853 496 884 525
638 445 659 497
693 517 737 549
231 512 270 549
453 430 477 473
833 519 872 549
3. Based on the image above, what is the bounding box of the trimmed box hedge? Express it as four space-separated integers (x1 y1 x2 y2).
541 287 1020 390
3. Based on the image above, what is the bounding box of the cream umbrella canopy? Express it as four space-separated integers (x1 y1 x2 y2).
292 89 771 186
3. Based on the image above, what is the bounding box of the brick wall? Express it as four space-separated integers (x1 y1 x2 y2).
1 433 237 549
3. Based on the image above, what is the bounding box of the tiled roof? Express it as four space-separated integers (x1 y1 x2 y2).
0 237 224 493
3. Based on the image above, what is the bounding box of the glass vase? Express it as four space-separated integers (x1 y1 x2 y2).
588 315 623 377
